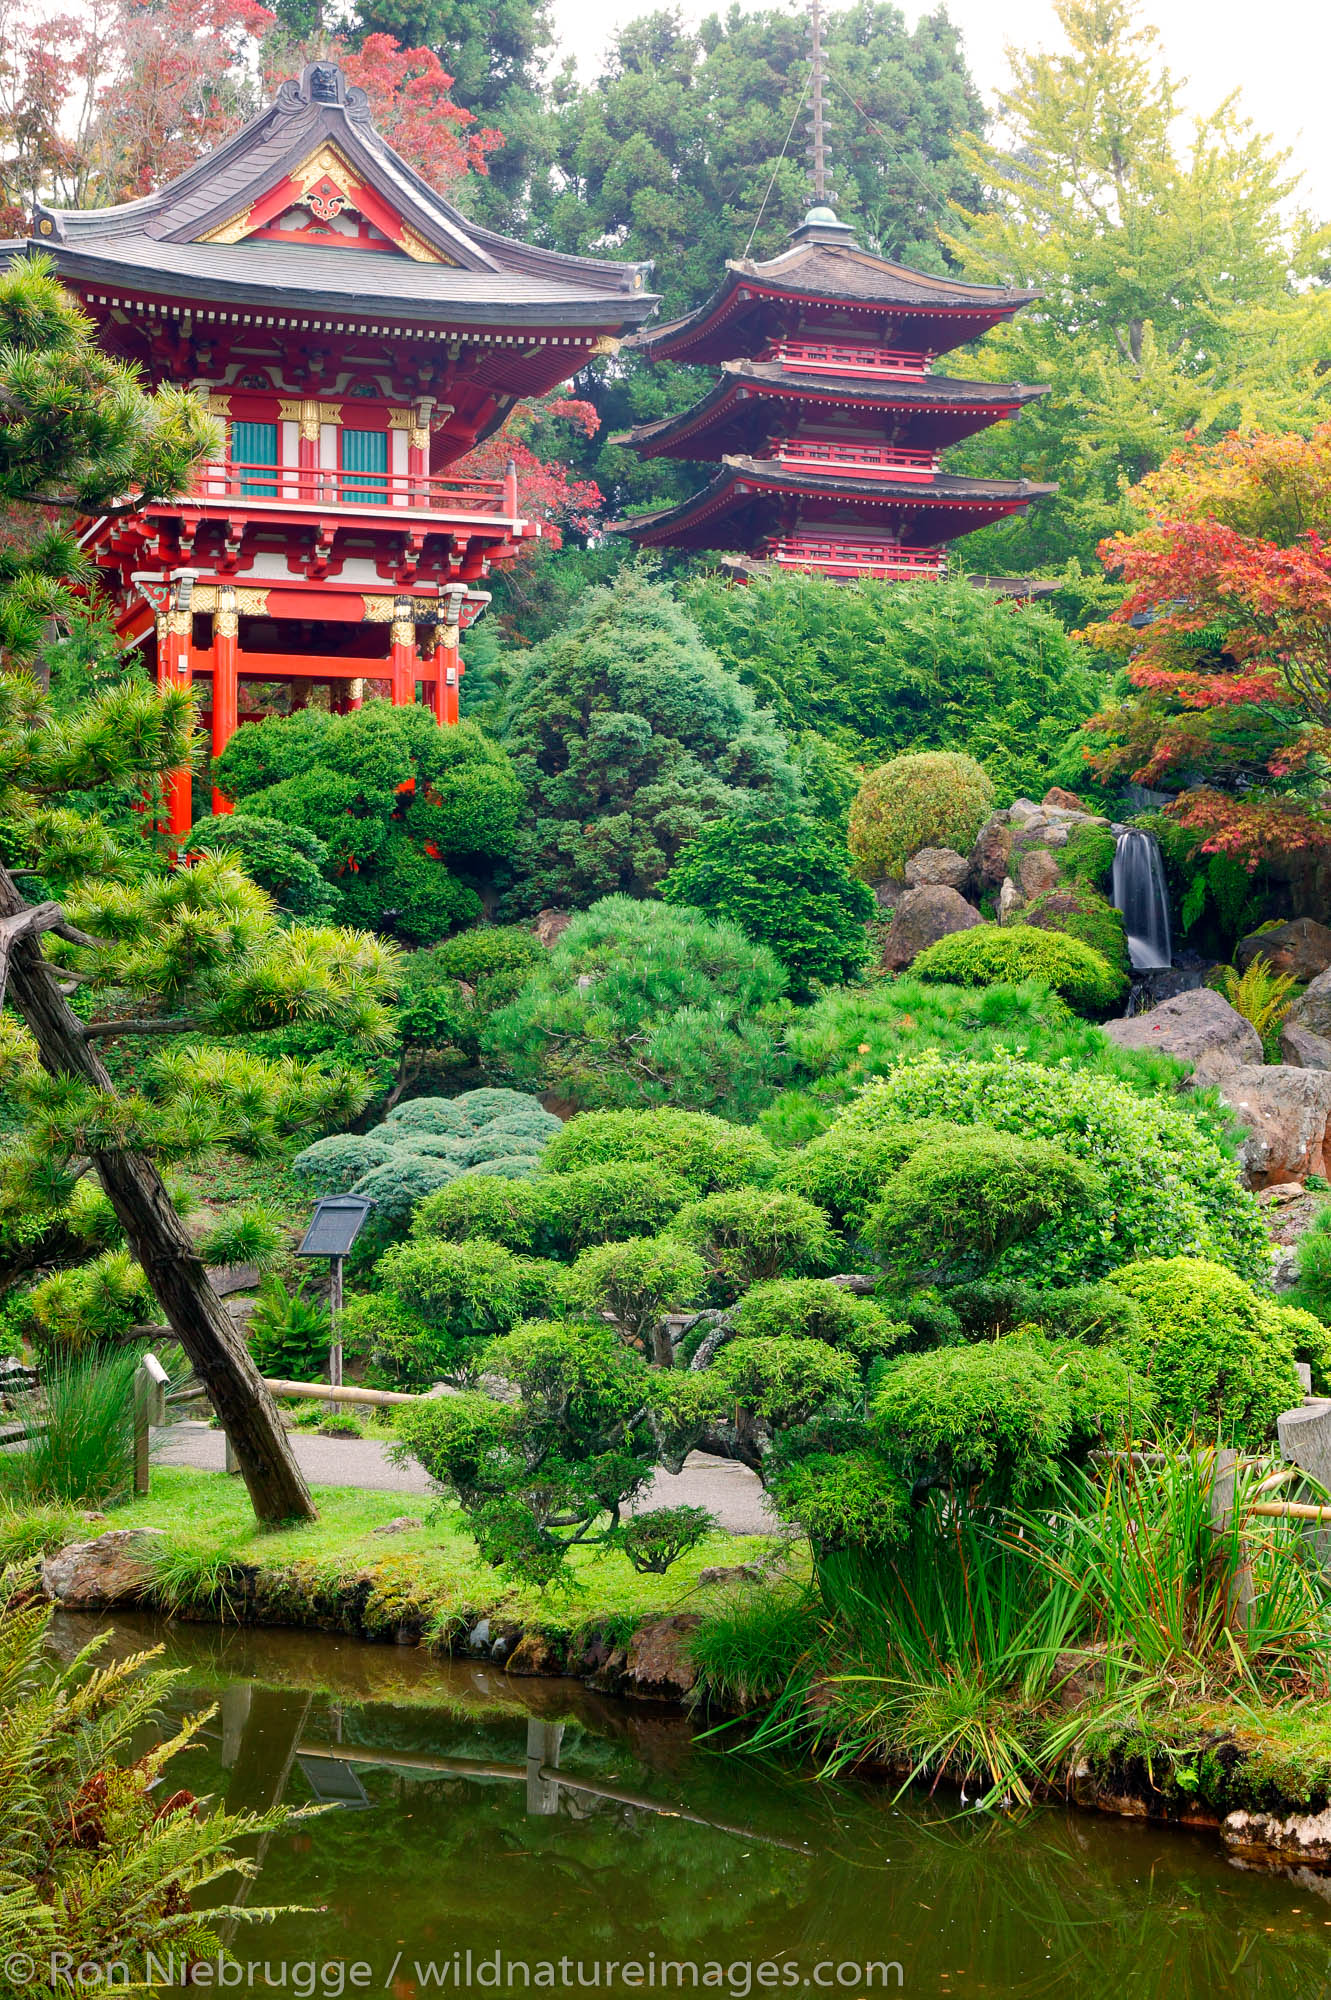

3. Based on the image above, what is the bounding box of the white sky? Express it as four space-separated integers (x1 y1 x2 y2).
546 0 1331 220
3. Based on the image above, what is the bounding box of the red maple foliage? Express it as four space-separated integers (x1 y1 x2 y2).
1081 426 1331 859
261 32 500 188
453 395 605 548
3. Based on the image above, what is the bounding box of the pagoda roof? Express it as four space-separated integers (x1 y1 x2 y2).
611 456 1056 550
614 360 1050 458
629 231 1037 364
28 62 653 331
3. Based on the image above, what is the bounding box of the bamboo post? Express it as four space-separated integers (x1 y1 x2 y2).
1209 1446 1255 1630
132 1351 169 1496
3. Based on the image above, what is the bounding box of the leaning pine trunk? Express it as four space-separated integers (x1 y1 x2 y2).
0 864 316 1525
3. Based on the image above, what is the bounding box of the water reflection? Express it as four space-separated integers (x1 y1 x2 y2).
51 1615 1331 1999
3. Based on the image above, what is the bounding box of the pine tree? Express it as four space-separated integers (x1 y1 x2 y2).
0 256 397 1523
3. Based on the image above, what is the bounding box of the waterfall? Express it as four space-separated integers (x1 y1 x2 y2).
1111 828 1172 973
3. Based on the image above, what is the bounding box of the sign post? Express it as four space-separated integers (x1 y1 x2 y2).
296 1195 374 1407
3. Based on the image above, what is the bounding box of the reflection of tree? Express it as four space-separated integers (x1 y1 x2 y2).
148 1632 1326 2000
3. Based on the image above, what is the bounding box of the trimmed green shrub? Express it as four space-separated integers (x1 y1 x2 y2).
775 1122 955 1232
836 1050 1268 1286
482 896 789 1119
411 1176 544 1251
291 1130 395 1196
381 1097 469 1137
373 1237 561 1377
446 1130 546 1170
1105 1258 1303 1444
865 1130 1103 1280
711 1336 860 1427
188 812 339 920
543 1107 778 1191
732 1278 907 1360
911 924 1125 1014
1019 889 1131 992
461 1155 545 1182
351 1154 461 1243
395 926 542 1061
669 1188 837 1290
660 810 873 996
213 703 522 945
499 570 798 911
871 1335 1141 1499
939 1277 1143 1348
765 1450 909 1555
563 1236 708 1364
451 1087 553 1130
848 751 994 884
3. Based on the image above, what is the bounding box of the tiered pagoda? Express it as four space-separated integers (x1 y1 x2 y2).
20 61 653 831
611 206 1054 581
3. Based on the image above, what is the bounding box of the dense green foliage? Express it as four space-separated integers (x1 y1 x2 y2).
412 1159 692 1258
848 751 994 883
212 705 521 945
1018 888 1132 992
661 809 873 996
669 1188 837 1291
187 812 339 919
911 924 1125 1013
564 1236 708 1364
835 1051 1268 1284
394 925 543 1066
541 1106 778 1191
498 573 797 911
688 575 1107 798
1105 1258 1307 1444
866 1129 1102 1282
482 897 789 1117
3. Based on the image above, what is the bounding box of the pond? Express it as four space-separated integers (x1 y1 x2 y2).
55 1615 1331 2000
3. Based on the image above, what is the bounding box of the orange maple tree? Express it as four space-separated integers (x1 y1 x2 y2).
1082 426 1331 861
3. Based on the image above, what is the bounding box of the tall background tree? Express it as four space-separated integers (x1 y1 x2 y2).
941 0 1331 588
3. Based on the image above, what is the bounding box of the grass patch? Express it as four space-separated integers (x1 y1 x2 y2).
94 1467 794 1633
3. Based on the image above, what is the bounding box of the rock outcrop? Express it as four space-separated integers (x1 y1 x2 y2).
904 846 971 891
1102 988 1262 1082
880 885 982 971
1216 1066 1331 1187
40 1529 165 1609
1236 917 1331 982
1285 966 1331 1040
622 1614 702 1699
1280 1020 1331 1070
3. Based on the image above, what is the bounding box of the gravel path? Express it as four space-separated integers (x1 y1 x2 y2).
153 1423 779 1536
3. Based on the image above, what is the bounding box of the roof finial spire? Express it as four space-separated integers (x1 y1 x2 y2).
807 0 830 206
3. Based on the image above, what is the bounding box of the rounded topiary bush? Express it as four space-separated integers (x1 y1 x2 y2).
461 1156 545 1182
1105 1257 1302 1444
451 1087 552 1131
733 1277 906 1358
669 1188 837 1289
910 924 1124 1014
351 1153 462 1242
865 1129 1102 1280
291 1130 395 1196
848 752 994 885
834 1050 1268 1285
380 1098 470 1138
447 1130 547 1170
482 1105 565 1143
776 1121 957 1234
543 1108 777 1192
1019 890 1131 993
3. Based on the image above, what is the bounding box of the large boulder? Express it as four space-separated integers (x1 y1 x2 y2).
1043 786 1091 813
1280 1020 1331 1070
1102 987 1261 1083
1285 965 1331 1040
1236 918 1331 982
1258 1180 1329 1290
40 1529 165 1609
904 846 970 891
880 885 982 971
1216 1066 1331 1188
1018 847 1062 899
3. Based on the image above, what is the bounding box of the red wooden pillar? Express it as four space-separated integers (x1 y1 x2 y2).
211 585 239 814
390 595 417 707
157 607 193 838
347 675 364 712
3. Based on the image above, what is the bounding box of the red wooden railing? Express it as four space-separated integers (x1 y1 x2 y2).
190 460 520 516
764 339 930 380
761 534 947 578
765 440 939 480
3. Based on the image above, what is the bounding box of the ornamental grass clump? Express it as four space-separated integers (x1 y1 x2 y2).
911 924 1124 1015
834 1050 1268 1285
